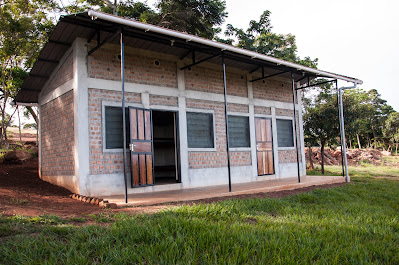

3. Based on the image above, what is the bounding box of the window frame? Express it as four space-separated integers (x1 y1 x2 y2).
276 118 296 150
102 101 143 153
227 113 251 151
186 109 217 152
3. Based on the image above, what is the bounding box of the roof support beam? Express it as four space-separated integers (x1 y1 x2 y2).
87 28 99 43
48 40 72 46
296 79 336 90
250 70 290 82
179 49 192 60
295 74 309 83
249 66 261 74
180 52 221 70
29 74 50 79
37 59 59 64
88 29 120 55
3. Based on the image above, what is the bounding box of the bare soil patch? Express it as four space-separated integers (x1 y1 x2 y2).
1 159 346 219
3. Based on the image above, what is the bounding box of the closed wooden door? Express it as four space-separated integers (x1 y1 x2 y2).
255 118 274 175
129 107 154 187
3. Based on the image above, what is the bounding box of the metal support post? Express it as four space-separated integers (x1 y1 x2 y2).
120 31 128 203
291 72 301 183
338 83 357 182
336 80 345 178
222 52 232 192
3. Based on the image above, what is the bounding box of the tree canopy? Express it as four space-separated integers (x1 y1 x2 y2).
219 10 318 68
63 0 227 39
0 0 56 147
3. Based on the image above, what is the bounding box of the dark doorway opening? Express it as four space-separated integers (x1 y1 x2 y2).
152 110 180 185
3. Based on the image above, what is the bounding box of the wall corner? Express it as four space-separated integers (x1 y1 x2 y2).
73 37 90 195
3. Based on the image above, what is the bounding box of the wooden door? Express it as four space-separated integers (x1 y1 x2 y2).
129 107 154 187
255 118 274 175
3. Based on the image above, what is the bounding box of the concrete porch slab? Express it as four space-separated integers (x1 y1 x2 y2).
103 175 346 207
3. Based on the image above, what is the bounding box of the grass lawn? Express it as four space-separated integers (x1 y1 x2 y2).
307 160 399 178
1 169 399 263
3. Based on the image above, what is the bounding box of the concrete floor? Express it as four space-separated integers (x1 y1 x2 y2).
104 175 346 207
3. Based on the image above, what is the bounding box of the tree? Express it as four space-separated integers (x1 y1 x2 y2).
304 94 339 174
221 10 318 68
383 112 399 155
341 89 373 149
63 0 227 39
0 0 56 148
342 89 395 150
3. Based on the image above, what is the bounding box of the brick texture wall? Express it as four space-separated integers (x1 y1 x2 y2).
88 47 177 88
41 90 74 176
150 94 178 107
88 88 141 175
254 106 271 115
42 51 73 95
253 80 296 103
276 108 294 116
186 99 251 169
279 150 302 163
185 66 248 97
227 103 249 113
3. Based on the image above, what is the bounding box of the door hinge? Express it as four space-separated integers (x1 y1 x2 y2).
130 143 134 151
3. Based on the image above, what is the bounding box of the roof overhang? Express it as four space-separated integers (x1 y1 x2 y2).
16 10 363 103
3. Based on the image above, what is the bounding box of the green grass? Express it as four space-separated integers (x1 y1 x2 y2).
1 163 399 264
308 163 399 178
383 155 399 164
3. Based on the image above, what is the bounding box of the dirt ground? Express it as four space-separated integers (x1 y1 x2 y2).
0 159 346 218
7 127 37 143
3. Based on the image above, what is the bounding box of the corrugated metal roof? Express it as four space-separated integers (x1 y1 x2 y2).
16 11 362 103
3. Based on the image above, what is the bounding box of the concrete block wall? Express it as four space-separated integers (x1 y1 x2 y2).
254 106 271 115
149 95 178 107
41 51 74 95
253 80 296 103
38 46 76 192
184 66 248 97
88 47 177 88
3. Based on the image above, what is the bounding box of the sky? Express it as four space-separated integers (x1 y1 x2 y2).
215 0 399 110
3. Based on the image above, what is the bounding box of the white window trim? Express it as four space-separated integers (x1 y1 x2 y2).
102 100 144 153
254 114 273 119
227 112 251 151
186 108 217 152
276 117 296 150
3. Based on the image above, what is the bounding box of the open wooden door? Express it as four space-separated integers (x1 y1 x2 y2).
129 107 154 187
255 117 274 175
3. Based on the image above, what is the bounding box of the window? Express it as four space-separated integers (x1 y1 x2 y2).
277 119 294 147
104 106 130 149
187 112 214 148
228 115 250 148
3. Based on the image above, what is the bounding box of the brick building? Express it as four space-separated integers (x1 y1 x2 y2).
16 11 362 197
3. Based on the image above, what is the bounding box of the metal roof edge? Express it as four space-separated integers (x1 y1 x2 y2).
87 10 363 85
